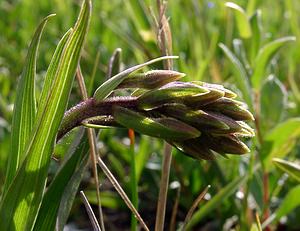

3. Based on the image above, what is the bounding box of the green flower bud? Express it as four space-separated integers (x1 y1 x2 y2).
158 104 232 132
137 82 209 110
171 139 216 160
204 134 250 154
205 98 254 121
118 70 185 89
192 81 237 98
113 106 201 140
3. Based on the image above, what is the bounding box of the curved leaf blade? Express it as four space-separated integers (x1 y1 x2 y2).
225 2 252 38
4 14 55 191
0 1 91 230
273 158 300 182
252 36 296 90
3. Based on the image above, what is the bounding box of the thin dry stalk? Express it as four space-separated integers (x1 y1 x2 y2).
80 191 101 231
169 185 181 231
181 185 211 230
97 156 150 231
76 67 105 231
154 1 174 231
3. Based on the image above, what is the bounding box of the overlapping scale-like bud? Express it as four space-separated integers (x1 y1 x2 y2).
109 71 255 160
61 70 254 160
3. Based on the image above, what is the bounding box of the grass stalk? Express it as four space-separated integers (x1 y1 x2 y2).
129 129 138 231
97 156 149 231
80 191 101 231
76 67 105 231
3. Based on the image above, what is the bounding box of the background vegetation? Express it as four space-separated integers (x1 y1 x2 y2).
0 0 300 230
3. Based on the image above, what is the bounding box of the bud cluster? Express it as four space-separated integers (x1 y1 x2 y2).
59 70 254 160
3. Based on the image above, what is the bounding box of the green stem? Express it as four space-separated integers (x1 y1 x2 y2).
129 129 138 231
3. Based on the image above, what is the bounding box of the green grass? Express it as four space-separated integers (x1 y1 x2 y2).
0 0 300 230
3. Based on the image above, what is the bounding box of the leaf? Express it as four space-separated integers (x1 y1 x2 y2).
273 158 300 182
249 10 262 64
185 174 247 230
219 43 253 110
260 75 287 133
225 2 252 38
93 56 179 101
56 152 90 231
33 131 89 231
0 1 91 230
263 185 300 228
4 14 55 191
37 28 73 119
252 36 296 90
264 118 300 170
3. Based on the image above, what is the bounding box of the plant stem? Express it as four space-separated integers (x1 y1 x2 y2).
129 129 138 231
76 67 105 231
57 96 138 141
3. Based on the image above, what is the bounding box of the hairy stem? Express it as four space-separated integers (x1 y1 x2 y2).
57 96 138 141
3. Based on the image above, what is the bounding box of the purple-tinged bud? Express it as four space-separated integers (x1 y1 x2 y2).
205 134 250 154
112 106 200 140
205 98 254 121
192 81 237 98
118 70 185 89
171 139 216 160
137 81 209 110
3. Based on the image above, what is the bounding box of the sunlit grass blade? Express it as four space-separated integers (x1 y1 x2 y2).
185 175 247 230
0 1 91 230
4 14 55 191
252 36 296 90
264 118 300 171
262 185 300 228
93 56 179 100
219 43 253 110
37 28 73 118
225 2 252 38
273 158 300 182
33 131 89 231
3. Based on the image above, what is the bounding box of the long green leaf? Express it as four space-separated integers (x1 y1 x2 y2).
263 185 300 228
273 158 300 182
93 56 178 100
33 131 89 231
56 149 90 230
225 2 252 38
219 43 253 110
252 36 296 90
185 174 247 230
4 14 55 191
0 1 91 230
264 118 300 170
37 28 73 117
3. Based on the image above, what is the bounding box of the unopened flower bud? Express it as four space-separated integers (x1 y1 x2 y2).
118 70 185 89
112 106 200 140
137 81 209 110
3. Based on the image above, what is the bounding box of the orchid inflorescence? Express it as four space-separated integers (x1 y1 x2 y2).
59 69 254 160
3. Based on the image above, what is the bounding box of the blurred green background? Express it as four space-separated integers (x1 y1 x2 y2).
1 0 300 230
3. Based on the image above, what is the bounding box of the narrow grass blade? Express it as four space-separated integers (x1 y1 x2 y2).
0 1 91 230
4 14 55 191
252 36 296 90
219 43 253 110
56 149 90 230
80 191 101 231
225 2 252 38
33 132 89 231
264 118 300 170
262 185 300 228
37 28 73 118
185 175 247 230
273 158 300 182
93 56 178 100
